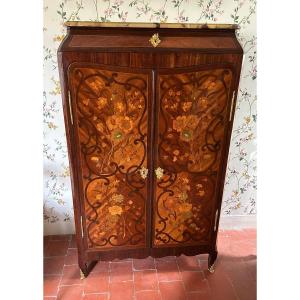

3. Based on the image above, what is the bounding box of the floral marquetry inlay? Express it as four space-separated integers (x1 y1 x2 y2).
154 68 233 246
68 66 149 248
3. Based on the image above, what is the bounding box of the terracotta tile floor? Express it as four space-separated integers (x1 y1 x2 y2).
44 229 256 300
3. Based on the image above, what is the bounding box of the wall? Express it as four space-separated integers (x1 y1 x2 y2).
43 0 256 235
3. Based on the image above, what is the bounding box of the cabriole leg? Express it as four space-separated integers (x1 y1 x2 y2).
79 260 97 279
208 250 218 273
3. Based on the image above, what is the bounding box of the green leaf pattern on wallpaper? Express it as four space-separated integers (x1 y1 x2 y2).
43 0 256 233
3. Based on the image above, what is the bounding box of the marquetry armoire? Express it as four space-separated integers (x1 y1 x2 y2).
58 21 243 278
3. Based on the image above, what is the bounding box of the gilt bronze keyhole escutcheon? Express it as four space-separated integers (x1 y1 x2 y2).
149 33 161 47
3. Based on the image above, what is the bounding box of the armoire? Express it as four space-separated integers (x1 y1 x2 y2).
58 21 243 278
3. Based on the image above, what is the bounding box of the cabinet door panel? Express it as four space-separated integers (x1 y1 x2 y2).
154 67 234 247
68 64 151 249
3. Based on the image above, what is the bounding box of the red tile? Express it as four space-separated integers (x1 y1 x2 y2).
69 235 78 248
110 261 133 283
133 257 155 270
84 272 109 294
109 281 134 300
61 265 83 286
227 230 246 241
186 291 211 300
57 285 83 300
65 248 78 265
83 294 108 300
181 271 209 292
134 270 158 291
159 281 186 300
196 254 209 262
229 240 256 257
197 259 209 271
49 235 72 241
155 258 181 281
243 229 257 239
156 256 176 261
217 235 232 255
135 290 161 300
44 240 69 257
91 261 109 274
44 257 65 275
219 260 256 300
244 256 257 282
177 255 200 271
204 268 238 300
44 275 61 297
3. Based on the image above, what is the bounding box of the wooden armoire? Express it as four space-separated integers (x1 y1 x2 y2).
58 21 243 278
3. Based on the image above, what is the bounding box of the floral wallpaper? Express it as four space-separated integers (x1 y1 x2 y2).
43 0 256 234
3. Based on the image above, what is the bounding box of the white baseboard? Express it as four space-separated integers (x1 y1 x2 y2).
43 222 75 235
219 215 256 230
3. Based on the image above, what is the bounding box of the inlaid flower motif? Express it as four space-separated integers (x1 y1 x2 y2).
173 116 186 132
112 129 123 140
107 115 134 138
114 101 125 113
182 101 192 112
96 97 108 110
179 192 188 201
198 97 208 109
173 115 199 136
111 194 124 203
108 205 123 216
82 98 90 106
197 190 205 196
173 149 180 156
178 203 192 213
196 183 206 196
119 116 133 132
203 80 217 90
90 156 99 162
139 167 148 179
180 129 193 141
96 123 104 132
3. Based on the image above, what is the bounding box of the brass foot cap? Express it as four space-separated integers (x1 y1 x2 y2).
208 265 215 273
80 270 86 280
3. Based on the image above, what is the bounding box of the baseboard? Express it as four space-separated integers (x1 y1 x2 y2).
219 215 256 230
43 222 75 235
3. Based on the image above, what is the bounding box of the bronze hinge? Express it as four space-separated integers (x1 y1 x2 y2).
80 216 84 238
229 90 236 122
68 90 73 125
214 209 219 232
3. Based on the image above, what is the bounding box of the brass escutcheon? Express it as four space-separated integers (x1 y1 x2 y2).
139 167 148 179
155 167 164 180
149 33 161 47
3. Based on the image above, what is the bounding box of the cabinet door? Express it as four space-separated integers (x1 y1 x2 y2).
68 64 152 249
153 66 234 247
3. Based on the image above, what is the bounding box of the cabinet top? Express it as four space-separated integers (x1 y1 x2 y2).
65 21 239 30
